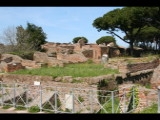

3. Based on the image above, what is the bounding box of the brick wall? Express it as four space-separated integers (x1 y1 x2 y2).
6 63 25 72
119 59 159 73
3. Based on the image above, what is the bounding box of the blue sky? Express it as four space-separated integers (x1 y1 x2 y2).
0 7 129 47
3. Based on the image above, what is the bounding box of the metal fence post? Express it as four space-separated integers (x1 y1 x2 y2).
132 87 135 111
157 86 160 113
54 91 57 113
89 90 93 113
39 85 42 112
1 82 4 106
123 88 126 113
111 91 114 113
13 83 16 108
72 88 75 113
25 85 28 109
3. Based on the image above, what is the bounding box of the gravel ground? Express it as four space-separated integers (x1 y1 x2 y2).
0 107 29 113
0 107 46 113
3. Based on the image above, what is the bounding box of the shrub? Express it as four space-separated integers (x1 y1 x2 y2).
127 86 139 112
10 51 34 60
2 105 12 109
78 95 84 103
15 106 27 110
28 105 40 113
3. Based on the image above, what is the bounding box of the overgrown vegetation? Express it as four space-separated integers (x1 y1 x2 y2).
11 63 119 78
117 55 159 64
2 105 12 109
139 103 158 113
145 83 151 89
127 86 139 112
9 51 35 60
97 98 120 113
28 105 40 113
78 95 84 103
15 106 27 110
42 95 61 111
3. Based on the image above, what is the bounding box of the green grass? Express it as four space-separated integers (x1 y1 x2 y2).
11 63 119 78
28 105 40 113
2 105 12 109
98 98 120 113
145 83 151 89
15 106 27 110
139 103 158 113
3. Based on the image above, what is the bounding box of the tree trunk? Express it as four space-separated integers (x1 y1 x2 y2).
129 42 134 56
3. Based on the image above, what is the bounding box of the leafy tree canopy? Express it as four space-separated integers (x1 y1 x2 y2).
72 36 88 44
96 36 116 45
25 22 47 51
92 7 159 56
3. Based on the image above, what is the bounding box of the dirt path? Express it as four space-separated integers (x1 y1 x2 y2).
0 107 28 113
0 106 46 113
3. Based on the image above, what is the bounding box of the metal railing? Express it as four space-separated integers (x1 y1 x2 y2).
0 82 158 113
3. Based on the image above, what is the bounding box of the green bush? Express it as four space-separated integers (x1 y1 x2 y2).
78 95 84 103
140 103 158 113
86 59 94 64
127 86 139 112
15 106 27 110
2 105 12 109
28 105 40 113
145 83 151 89
98 98 120 113
10 51 34 60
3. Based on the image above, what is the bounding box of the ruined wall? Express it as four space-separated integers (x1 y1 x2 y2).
118 59 159 73
118 84 157 113
127 59 159 73
92 45 102 59
81 49 93 59
57 53 88 63
41 42 123 62
59 45 74 50
6 63 25 72
109 47 121 57
150 63 160 89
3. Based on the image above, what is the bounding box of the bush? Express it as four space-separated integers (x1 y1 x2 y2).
15 106 27 110
28 105 40 113
2 105 12 109
10 51 34 60
140 103 157 113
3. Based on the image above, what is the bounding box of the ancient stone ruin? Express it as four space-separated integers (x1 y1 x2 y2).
0 40 124 72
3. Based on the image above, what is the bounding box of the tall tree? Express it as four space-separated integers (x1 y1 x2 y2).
143 7 160 29
0 26 16 45
16 25 32 51
92 7 153 56
26 22 47 51
134 26 160 51
0 26 17 52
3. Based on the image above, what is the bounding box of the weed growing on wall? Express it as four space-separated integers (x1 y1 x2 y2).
127 86 139 112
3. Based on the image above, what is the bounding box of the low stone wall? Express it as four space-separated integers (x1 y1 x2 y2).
0 74 115 87
127 59 159 73
150 63 160 89
118 58 159 73
0 69 154 89
0 74 96 89
116 69 154 86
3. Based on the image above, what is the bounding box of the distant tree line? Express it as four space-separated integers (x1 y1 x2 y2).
92 7 160 56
